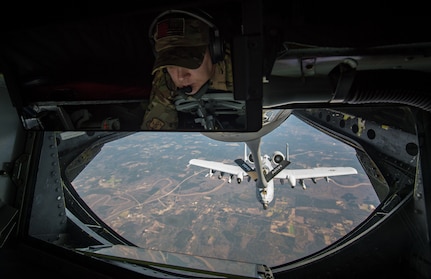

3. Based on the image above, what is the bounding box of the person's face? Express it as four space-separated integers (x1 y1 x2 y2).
166 48 214 95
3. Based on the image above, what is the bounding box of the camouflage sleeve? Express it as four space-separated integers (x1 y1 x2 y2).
209 44 233 92
140 70 179 130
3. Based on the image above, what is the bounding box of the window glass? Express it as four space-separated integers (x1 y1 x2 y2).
71 114 379 266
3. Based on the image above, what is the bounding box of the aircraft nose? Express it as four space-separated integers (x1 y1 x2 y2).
262 203 268 210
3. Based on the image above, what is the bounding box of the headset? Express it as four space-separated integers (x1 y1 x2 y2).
148 9 225 64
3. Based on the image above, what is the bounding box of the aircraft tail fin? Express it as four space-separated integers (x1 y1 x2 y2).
286 143 289 161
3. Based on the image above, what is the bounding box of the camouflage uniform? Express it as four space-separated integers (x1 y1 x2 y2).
140 14 233 130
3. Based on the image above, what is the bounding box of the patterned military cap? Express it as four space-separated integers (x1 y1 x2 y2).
152 17 210 74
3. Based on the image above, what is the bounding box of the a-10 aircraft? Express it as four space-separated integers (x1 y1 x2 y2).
189 142 358 209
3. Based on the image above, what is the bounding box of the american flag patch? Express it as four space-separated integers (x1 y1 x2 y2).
156 18 185 40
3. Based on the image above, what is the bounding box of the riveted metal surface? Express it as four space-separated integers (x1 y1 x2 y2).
28 132 66 242
293 107 418 201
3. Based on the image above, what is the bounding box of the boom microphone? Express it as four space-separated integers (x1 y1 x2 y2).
177 82 209 99
178 86 192 94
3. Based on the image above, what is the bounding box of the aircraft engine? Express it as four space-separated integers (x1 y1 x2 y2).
248 153 254 163
272 151 285 165
218 172 224 179
237 173 243 184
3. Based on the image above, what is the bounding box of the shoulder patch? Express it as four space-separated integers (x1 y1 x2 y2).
147 118 165 130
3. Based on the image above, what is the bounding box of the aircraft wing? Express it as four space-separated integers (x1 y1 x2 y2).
189 159 246 177
275 167 358 180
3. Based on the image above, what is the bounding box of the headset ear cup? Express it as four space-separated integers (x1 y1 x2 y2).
209 28 224 64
